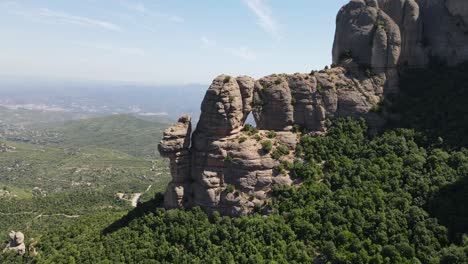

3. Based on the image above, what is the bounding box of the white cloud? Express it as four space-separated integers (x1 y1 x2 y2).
226 47 257 61
201 37 217 48
242 0 281 38
37 8 120 31
121 1 184 23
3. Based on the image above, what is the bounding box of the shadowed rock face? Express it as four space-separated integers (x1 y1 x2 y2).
344 0 468 67
158 0 468 216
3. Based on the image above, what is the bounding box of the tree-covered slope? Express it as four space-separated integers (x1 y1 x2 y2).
3 62 468 263
3 118 467 263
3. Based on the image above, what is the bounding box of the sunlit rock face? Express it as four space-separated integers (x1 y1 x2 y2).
158 115 192 209
333 0 401 72
159 68 386 216
158 0 468 216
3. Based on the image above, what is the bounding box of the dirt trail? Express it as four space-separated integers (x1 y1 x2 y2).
35 213 80 219
130 184 152 207
130 193 142 207
0 212 80 218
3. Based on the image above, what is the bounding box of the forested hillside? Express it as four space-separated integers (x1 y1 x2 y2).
2 117 466 263
1 62 468 264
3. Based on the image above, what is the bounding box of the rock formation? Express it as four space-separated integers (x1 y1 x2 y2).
333 0 401 73
0 143 15 152
158 0 468 216
160 69 386 216
158 115 192 209
333 0 468 68
3 231 26 256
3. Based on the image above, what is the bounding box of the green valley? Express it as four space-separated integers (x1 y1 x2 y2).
0 113 171 240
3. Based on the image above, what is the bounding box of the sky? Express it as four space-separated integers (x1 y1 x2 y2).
0 0 349 85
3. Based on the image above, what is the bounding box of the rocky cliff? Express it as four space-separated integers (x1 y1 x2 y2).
159 0 468 216
333 0 468 68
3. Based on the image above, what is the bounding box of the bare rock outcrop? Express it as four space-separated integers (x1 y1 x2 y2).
333 0 468 88
332 0 401 73
158 115 192 209
377 0 468 66
157 0 468 216
189 76 297 216
159 68 386 216
420 0 468 66
0 143 15 152
194 75 245 138
253 69 384 132
3 231 26 256
378 0 425 66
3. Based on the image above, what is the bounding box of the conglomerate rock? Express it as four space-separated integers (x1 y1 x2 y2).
378 0 425 66
333 0 401 72
158 0 468 216
253 69 384 132
158 115 192 209
159 67 385 216
378 0 468 66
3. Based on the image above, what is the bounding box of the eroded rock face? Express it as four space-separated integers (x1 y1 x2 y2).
376 0 468 66
236 76 256 123
378 0 425 66
3 231 26 256
253 75 294 131
332 0 401 73
420 0 468 66
158 0 468 216
191 130 296 216
253 69 384 132
335 0 468 68
195 75 244 138
189 75 298 216
159 68 386 216
158 115 192 209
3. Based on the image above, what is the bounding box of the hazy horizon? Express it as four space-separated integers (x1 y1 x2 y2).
0 0 348 85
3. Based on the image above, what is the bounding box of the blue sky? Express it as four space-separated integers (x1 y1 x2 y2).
0 0 348 85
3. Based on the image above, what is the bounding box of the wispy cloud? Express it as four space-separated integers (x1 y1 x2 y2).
201 37 217 48
1 3 121 32
242 0 281 38
37 8 121 31
121 1 184 23
76 42 145 56
226 47 257 61
200 36 256 61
